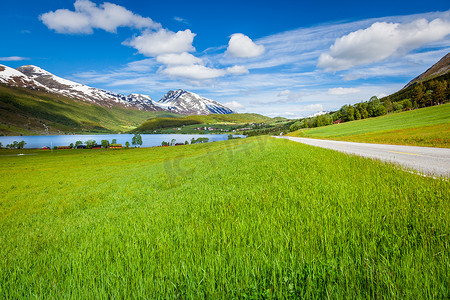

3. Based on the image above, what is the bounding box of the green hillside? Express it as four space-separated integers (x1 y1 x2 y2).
131 113 279 133
130 116 203 132
0 84 178 135
383 72 449 105
0 84 277 136
288 103 450 147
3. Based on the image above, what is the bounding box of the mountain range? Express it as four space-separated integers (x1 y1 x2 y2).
0 64 234 115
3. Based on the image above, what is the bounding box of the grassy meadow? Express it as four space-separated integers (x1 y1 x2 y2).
289 103 450 148
0 137 449 298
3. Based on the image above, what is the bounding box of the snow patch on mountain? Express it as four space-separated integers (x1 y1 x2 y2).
158 90 234 115
0 64 48 90
2 64 235 115
16 65 162 111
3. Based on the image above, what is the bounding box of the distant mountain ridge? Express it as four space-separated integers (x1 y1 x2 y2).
0 64 234 115
403 52 450 89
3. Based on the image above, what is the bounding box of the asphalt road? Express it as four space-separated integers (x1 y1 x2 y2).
276 136 450 177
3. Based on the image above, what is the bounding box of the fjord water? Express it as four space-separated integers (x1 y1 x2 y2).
0 134 245 148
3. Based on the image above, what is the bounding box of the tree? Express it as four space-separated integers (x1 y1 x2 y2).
347 106 355 121
412 83 424 107
306 118 314 128
400 99 412 110
185 140 189 145
289 121 302 132
0 142 2 149
75 140 83 148
111 139 117 144
17 141 26 149
392 102 403 112
85 139 96 149
125 141 130 148
433 80 447 105
374 105 386 117
384 98 393 113
355 102 368 119
101 139 110 149
367 96 386 117
132 134 142 147
170 138 176 146
311 114 332 128
69 143 74 149
423 90 433 107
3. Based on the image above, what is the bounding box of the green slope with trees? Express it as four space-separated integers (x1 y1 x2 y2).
0 84 179 135
289 72 449 132
288 103 450 147
0 83 281 136
131 113 284 133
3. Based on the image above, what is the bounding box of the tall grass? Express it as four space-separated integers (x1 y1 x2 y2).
0 137 448 298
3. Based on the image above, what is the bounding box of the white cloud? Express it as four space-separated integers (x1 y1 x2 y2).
162 65 226 80
40 9 91 34
224 101 244 110
40 0 160 34
298 104 324 112
69 11 450 118
124 29 196 56
277 90 291 97
276 89 306 102
160 64 248 81
328 87 360 95
226 33 265 58
173 16 189 24
156 52 203 66
0 56 29 61
318 17 450 71
126 58 158 72
226 65 249 75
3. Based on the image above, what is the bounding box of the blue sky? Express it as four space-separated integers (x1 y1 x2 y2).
1 0 449 118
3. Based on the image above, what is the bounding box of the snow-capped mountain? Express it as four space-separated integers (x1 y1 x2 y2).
0 64 234 115
16 65 161 111
0 64 48 90
158 89 234 115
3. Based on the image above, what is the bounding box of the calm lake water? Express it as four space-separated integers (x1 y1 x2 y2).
0 134 245 149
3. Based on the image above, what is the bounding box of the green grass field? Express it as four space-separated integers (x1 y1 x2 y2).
289 103 450 147
1 137 448 298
